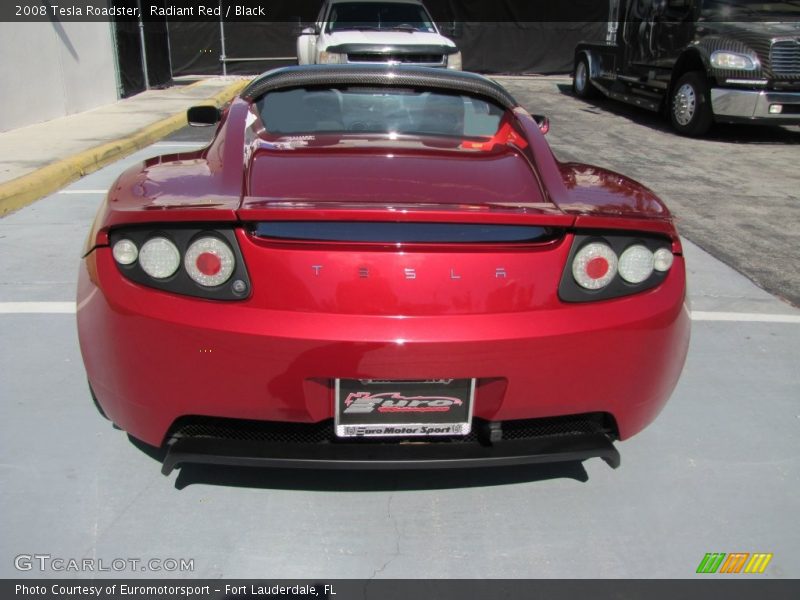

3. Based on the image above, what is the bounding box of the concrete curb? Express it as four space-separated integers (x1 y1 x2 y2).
0 78 249 218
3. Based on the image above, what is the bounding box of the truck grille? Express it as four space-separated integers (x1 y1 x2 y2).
770 40 800 77
347 53 445 65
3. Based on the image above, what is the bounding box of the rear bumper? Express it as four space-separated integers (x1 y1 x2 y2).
77 249 690 450
711 88 800 124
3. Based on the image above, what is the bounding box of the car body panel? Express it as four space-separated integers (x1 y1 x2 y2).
244 146 546 207
78 248 689 446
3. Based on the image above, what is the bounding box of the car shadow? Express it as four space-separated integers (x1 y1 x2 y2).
556 83 800 144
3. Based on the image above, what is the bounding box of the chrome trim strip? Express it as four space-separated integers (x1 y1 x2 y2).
711 88 800 119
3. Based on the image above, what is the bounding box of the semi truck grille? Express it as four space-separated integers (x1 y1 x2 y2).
770 40 800 77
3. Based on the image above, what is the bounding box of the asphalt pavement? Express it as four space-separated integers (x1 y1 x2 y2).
1 81 798 579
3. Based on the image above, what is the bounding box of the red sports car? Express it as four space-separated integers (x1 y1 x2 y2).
77 66 690 475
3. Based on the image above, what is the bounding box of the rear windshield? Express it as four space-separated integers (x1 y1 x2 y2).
255 87 506 139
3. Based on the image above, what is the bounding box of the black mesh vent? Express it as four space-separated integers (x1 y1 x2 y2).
173 418 335 444
501 413 612 440
168 413 616 446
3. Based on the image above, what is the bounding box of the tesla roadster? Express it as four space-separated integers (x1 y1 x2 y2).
77 65 690 474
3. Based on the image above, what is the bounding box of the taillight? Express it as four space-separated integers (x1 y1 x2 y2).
559 234 676 302
138 237 181 279
111 239 138 265
108 227 250 300
618 244 654 284
572 242 618 290
184 237 235 287
653 247 674 272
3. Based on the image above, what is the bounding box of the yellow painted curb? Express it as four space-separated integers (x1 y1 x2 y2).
0 78 249 218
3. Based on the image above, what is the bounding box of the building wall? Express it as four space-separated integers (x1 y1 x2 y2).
0 21 119 132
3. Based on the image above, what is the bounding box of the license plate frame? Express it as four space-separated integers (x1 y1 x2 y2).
334 378 475 438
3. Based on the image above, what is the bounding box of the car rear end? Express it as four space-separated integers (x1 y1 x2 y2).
77 67 689 473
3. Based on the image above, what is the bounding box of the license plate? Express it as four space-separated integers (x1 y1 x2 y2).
335 379 475 438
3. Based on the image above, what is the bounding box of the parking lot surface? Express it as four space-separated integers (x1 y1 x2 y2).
1 78 798 579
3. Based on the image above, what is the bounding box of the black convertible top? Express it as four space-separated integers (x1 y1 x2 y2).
240 65 519 110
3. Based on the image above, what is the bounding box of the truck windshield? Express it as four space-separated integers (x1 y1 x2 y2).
255 87 505 139
701 0 800 19
327 2 436 33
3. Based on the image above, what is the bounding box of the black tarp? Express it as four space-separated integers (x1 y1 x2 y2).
113 17 145 96
143 10 172 87
165 21 221 75
112 0 172 96
166 1 610 77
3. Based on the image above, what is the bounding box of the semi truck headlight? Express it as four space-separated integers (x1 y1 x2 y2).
710 51 756 71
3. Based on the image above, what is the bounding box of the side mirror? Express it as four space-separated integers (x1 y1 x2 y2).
532 114 550 135
187 105 221 127
294 21 319 36
438 21 463 39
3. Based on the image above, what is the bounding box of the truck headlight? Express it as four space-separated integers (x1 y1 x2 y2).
447 51 462 70
319 51 346 64
710 51 757 71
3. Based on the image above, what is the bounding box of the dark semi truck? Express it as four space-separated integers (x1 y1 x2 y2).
574 0 800 135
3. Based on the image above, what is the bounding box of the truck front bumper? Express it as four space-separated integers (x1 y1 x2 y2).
711 88 800 124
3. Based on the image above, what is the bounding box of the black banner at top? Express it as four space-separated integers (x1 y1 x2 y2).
2 0 606 22
4 0 799 23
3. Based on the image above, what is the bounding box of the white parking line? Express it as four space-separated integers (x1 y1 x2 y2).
152 142 208 147
0 303 799 322
690 311 800 323
57 190 107 194
0 302 76 314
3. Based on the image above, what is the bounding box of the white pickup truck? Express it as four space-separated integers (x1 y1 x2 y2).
297 0 462 69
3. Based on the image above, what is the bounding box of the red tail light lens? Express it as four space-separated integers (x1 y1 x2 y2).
572 242 618 290
184 237 235 287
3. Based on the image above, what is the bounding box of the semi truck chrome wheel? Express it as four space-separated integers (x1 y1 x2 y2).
670 71 713 136
673 83 696 126
573 57 598 99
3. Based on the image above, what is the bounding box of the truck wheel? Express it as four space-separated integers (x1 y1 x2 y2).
670 71 713 136
573 57 598 99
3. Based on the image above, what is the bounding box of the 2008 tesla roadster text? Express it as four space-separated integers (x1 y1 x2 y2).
77 66 690 475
